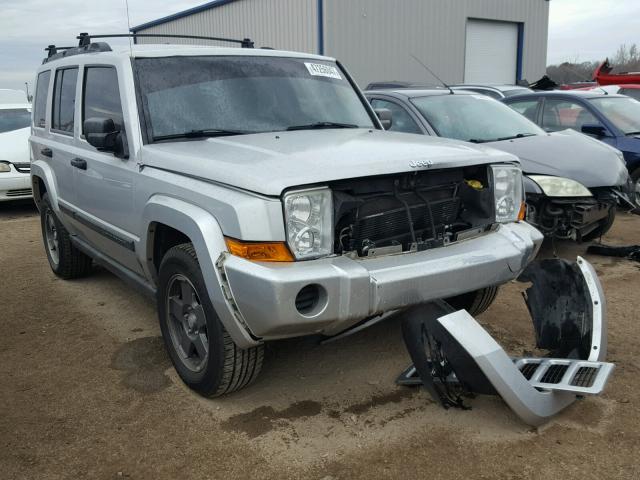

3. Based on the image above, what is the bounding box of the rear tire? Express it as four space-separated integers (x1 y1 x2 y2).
39 193 92 279
445 286 499 316
157 243 264 397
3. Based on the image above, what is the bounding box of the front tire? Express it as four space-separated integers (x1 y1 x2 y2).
39 193 92 279
445 286 499 316
157 243 263 397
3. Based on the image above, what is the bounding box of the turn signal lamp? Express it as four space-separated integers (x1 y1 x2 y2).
225 237 294 262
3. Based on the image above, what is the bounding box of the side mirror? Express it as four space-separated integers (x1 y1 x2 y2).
84 117 129 158
374 108 393 130
581 123 608 137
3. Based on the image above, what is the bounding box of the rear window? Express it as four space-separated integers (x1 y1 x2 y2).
619 88 640 101
0 109 31 133
33 70 50 128
52 67 78 133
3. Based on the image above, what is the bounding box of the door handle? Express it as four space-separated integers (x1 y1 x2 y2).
70 158 87 170
41 147 53 158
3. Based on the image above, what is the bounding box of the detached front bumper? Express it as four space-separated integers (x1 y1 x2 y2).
219 222 543 341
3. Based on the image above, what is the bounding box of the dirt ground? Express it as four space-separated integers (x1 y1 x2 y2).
1 201 639 479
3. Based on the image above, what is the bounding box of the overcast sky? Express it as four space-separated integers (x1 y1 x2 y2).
1 0 638 94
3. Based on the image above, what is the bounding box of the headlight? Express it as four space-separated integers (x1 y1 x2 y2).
491 165 524 223
528 175 592 197
0 162 11 173
284 187 333 260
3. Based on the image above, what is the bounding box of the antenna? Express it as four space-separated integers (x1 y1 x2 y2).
410 54 454 95
124 0 133 52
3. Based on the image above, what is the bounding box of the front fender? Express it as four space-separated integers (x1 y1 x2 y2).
141 195 260 348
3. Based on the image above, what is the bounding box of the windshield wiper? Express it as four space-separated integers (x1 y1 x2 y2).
153 129 250 141
468 133 536 143
625 131 640 136
286 121 359 131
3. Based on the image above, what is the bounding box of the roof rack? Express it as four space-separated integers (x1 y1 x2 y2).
78 32 254 49
43 32 254 64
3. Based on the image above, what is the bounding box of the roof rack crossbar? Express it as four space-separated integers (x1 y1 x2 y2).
77 32 254 48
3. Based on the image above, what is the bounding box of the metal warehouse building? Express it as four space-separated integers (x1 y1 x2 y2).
131 0 550 87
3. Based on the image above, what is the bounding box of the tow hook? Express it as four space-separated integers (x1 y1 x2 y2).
397 256 614 426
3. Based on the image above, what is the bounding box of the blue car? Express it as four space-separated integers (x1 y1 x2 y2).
502 90 640 205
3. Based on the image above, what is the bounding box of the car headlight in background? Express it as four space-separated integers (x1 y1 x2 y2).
284 187 333 260
528 175 592 197
0 162 11 173
491 165 524 223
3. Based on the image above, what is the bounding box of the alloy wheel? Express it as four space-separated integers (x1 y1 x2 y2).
44 210 60 266
165 274 209 372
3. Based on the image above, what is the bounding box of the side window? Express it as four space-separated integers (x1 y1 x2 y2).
52 67 79 133
507 99 540 123
542 98 599 132
33 70 51 128
83 66 124 133
370 98 422 134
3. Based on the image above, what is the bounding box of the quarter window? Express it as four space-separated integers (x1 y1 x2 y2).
370 98 422 134
52 67 78 133
33 70 50 128
83 66 124 133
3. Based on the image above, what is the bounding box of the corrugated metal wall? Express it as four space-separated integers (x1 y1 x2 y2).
324 0 549 87
136 0 317 52
135 0 549 86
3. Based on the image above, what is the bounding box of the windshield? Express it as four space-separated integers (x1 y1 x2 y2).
589 96 640 134
410 94 544 143
0 108 31 133
135 56 374 140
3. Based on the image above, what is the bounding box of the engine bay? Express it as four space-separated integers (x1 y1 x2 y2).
330 166 495 257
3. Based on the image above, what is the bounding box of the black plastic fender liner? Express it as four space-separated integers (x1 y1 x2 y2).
517 259 594 360
400 300 496 408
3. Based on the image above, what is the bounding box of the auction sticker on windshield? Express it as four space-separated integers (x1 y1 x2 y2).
305 62 342 80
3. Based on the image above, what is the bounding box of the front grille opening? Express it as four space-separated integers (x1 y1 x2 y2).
295 284 320 315
540 364 569 384
520 362 540 380
330 166 494 257
571 366 599 388
6 188 32 197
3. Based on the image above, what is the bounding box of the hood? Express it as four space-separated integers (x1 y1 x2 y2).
0 127 30 164
141 129 516 196
486 129 629 188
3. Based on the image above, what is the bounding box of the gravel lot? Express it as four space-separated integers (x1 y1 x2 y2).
1 201 638 479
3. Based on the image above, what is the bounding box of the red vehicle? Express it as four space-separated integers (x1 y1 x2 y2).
594 59 640 85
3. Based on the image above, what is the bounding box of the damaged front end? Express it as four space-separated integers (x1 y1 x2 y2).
398 256 614 426
525 190 616 240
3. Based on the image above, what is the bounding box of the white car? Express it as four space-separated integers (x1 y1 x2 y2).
0 89 32 201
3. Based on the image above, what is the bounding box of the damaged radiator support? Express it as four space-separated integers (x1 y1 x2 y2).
397 256 614 426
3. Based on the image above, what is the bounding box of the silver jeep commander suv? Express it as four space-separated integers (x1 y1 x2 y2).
30 35 542 397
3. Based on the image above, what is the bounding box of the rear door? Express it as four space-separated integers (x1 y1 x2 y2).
48 67 80 209
72 65 141 274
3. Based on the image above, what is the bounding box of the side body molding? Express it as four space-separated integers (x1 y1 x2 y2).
141 195 259 348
